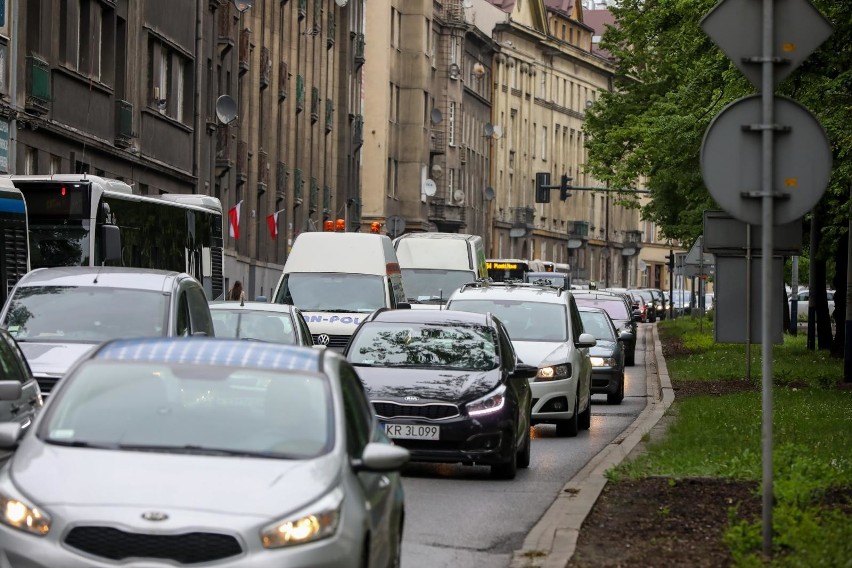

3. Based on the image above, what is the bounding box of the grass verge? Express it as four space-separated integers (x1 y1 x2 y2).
612 317 852 566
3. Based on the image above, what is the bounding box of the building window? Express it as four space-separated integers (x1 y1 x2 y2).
539 71 546 98
447 168 454 196
391 8 400 49
148 37 192 125
59 0 115 84
448 101 456 146
451 36 460 65
24 147 37 175
541 126 548 162
387 158 398 197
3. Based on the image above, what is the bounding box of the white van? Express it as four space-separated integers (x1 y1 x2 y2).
393 233 487 308
271 232 407 349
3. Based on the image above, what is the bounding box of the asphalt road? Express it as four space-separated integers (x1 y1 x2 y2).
399 324 654 568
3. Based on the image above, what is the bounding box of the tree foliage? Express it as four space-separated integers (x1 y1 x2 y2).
583 0 851 244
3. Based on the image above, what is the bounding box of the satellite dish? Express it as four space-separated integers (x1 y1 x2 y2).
453 190 465 204
492 125 503 139
233 0 253 13
430 164 443 179
334 0 348 6
449 63 460 80
463 0 473 7
215 95 238 125
483 186 495 201
423 179 437 197
484 123 494 137
430 108 443 125
472 62 486 78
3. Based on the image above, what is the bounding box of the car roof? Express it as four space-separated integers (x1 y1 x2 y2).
449 282 569 303
17 267 184 290
368 308 490 326
92 338 323 372
209 302 298 314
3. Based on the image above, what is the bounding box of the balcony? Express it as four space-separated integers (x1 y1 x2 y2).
309 177 319 213
260 47 271 89
325 99 333 133
26 54 50 114
257 150 269 195
310 87 319 123
293 168 303 206
352 114 363 149
236 140 248 185
622 229 643 256
354 33 365 68
238 28 250 76
512 207 535 231
217 2 234 55
278 61 289 100
114 100 134 148
443 0 465 24
326 10 335 49
429 198 466 226
567 220 590 249
215 128 233 176
295 75 304 113
298 0 306 20
429 129 445 155
276 161 287 203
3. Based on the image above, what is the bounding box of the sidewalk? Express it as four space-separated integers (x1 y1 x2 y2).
510 324 674 568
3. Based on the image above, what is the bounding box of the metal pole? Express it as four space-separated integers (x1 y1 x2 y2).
760 0 775 556
669 249 674 319
845 184 852 383
790 256 798 335
746 224 752 381
699 244 704 333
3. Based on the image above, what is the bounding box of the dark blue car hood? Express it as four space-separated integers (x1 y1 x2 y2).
352 366 501 404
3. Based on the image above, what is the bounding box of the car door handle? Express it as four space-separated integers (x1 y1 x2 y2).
9 404 22 415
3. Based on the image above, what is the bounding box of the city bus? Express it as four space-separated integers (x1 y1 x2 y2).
486 258 530 282
6 175 224 300
0 179 29 306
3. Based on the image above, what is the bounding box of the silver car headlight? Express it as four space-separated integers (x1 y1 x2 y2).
0 490 50 536
590 356 617 368
535 363 571 381
261 488 343 549
466 385 506 417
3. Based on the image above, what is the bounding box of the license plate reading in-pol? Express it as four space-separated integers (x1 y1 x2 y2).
384 424 440 440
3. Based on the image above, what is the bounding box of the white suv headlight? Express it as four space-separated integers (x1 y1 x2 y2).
466 385 507 416
261 489 343 549
535 363 571 381
0 490 50 536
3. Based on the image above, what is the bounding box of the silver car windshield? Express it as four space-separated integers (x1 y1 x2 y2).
447 299 568 342
211 310 297 344
348 322 499 370
3 286 168 342
579 310 616 341
40 361 333 459
275 273 385 313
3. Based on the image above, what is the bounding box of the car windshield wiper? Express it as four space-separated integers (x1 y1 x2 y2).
116 444 301 459
44 439 120 450
321 308 371 313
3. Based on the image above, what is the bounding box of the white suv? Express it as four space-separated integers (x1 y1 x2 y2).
446 282 595 437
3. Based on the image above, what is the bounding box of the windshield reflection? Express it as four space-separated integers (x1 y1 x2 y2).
275 273 385 312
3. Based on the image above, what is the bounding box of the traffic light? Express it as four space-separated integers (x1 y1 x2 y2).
666 250 675 270
535 172 551 203
559 174 573 201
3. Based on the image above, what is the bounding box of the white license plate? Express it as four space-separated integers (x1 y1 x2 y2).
384 423 440 440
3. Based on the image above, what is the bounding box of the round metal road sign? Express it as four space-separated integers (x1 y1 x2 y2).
700 95 832 225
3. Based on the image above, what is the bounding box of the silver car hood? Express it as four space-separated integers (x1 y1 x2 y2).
17 342 98 377
512 341 571 367
11 442 340 518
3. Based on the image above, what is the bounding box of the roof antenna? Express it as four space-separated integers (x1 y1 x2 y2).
93 261 105 284
439 289 444 310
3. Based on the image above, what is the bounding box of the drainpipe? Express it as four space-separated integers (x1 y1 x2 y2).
8 0 19 173
193 0 204 193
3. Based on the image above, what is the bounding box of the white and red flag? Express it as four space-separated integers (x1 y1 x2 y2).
228 200 243 240
266 210 280 239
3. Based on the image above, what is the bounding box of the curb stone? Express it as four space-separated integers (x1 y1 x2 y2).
510 324 675 568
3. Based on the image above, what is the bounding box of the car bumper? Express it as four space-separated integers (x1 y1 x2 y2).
529 378 577 424
590 367 622 395
0 524 364 568
380 411 516 466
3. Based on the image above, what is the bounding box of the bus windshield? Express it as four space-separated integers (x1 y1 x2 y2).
28 222 91 268
0 186 29 306
486 259 529 282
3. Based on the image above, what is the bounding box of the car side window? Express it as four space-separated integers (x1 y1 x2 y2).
496 322 515 371
339 362 374 457
569 297 584 343
186 285 214 336
297 312 314 345
176 292 191 337
0 334 25 383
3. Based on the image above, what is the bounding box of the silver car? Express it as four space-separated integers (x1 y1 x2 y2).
209 301 314 346
0 338 408 568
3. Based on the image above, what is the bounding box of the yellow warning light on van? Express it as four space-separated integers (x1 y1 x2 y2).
370 222 382 234
784 178 798 187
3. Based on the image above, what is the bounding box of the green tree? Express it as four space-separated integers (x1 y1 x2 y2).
585 0 851 351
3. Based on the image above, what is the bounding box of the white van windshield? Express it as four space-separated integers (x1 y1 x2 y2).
275 273 385 313
400 268 474 304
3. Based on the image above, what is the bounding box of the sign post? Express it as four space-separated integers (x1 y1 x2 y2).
700 0 832 557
